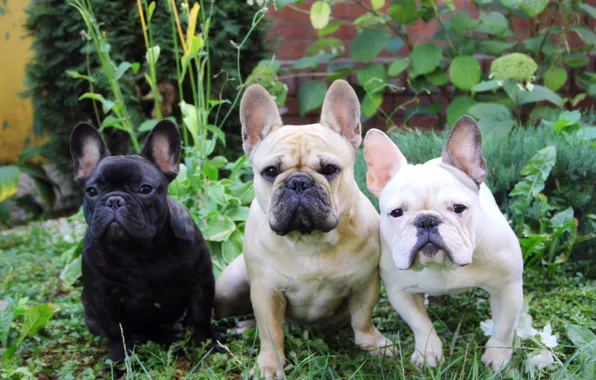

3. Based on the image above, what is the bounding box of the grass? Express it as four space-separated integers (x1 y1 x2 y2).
1 216 595 379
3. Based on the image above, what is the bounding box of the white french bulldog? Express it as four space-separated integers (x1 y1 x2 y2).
363 116 524 370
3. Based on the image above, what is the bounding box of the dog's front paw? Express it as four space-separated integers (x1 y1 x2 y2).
481 345 512 371
107 340 127 362
411 335 443 367
257 350 285 380
355 330 396 356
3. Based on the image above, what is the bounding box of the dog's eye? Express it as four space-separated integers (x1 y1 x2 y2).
139 185 153 194
86 187 98 197
453 204 467 214
389 208 403 218
320 164 340 177
262 166 279 180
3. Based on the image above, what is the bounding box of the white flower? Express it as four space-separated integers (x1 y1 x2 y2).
527 349 554 370
480 319 493 337
516 305 539 340
423 294 429 307
540 324 558 348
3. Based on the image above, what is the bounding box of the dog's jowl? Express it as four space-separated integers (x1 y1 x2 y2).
215 80 394 379
364 116 524 371
70 120 217 361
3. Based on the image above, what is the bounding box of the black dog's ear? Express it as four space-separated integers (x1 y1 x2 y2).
70 122 110 183
140 119 181 182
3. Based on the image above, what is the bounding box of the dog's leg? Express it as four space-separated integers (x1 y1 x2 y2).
481 280 523 371
348 275 394 356
85 291 131 362
214 254 252 318
386 287 443 367
251 283 287 380
187 279 217 346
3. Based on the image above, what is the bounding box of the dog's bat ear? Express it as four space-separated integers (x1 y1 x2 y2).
320 80 362 150
141 119 181 182
363 129 407 198
240 84 283 156
442 115 487 184
70 122 110 183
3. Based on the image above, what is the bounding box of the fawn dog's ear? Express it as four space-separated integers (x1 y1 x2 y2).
320 79 362 151
240 84 283 156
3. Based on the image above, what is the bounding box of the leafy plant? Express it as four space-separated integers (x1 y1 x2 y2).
255 0 596 130
1 298 54 359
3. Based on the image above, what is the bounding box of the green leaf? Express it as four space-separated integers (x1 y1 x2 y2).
298 80 327 116
371 0 385 10
500 0 519 9
146 45 161 66
563 53 590 68
544 66 567 92
388 0 418 25
410 42 442 75
447 96 477 127
306 37 344 56
317 22 340 37
310 1 331 30
388 58 410 76
468 102 512 121
18 163 56 209
65 70 95 83
226 206 250 222
551 207 574 228
519 0 548 17
201 212 236 242
571 25 596 47
131 62 141 74
350 29 388 62
147 2 156 22
427 70 449 86
361 92 383 118
490 53 537 81
206 182 229 205
579 3 596 19
101 115 127 129
387 36 405 53
15 304 53 347
479 40 516 55
138 119 160 132
79 92 106 104
357 63 387 93
510 146 556 205
473 80 502 92
0 298 15 347
477 118 515 139
116 62 132 80
59 255 82 287
0 166 20 203
477 12 510 37
566 324 596 347
449 56 481 91
519 85 564 108
450 12 479 34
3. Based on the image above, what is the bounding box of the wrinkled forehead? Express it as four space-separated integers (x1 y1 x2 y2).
89 156 162 184
381 164 474 210
251 124 354 167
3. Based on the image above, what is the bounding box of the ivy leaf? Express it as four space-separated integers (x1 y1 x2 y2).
410 42 442 75
449 56 481 91
388 0 418 25
350 29 388 62
447 96 477 127
310 1 331 30
544 67 567 92
519 0 548 17
298 80 327 116
388 58 410 76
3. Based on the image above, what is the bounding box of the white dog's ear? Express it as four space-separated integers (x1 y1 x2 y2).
240 84 283 155
320 80 362 150
442 115 487 184
363 129 407 197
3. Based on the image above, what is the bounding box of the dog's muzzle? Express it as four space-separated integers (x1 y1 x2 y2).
408 214 456 267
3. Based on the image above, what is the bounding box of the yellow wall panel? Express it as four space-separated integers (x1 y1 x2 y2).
0 1 47 164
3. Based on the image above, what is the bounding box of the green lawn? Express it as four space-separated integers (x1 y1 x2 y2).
1 217 595 379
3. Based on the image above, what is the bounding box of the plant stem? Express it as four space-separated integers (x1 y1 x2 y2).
166 0 188 147
143 0 162 120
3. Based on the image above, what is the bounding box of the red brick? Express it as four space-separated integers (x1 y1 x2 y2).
336 24 358 40
275 41 312 60
271 2 310 22
267 21 312 41
407 19 438 42
332 2 363 19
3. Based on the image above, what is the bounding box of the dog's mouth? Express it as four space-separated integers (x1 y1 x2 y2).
105 221 130 241
90 207 156 241
408 233 455 268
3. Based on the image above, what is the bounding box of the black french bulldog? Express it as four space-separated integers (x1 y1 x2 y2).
70 120 217 362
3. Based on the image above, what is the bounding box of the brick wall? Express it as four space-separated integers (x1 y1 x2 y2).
264 0 596 130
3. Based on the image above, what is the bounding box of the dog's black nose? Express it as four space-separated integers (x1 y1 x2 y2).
414 214 441 230
286 173 314 193
105 195 126 209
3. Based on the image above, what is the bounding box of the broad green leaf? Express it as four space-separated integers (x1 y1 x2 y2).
0 298 15 347
361 92 383 118
60 256 82 287
576 127 596 142
147 2 156 21
490 53 537 81
357 63 387 93
510 146 556 204
317 22 340 37
468 103 512 121
371 0 385 10
206 182 229 205
563 53 590 68
566 324 596 347
226 206 250 222
519 85 564 108
65 70 95 83
551 207 574 228
500 0 519 9
201 212 236 242
146 45 161 66
474 80 502 92
180 101 199 137
571 25 596 47
388 58 410 76
298 80 327 116
116 62 132 80
387 36 405 53
310 1 331 30
477 12 510 37
450 12 479 34
354 13 386 28
306 37 344 56
388 0 418 25
449 56 481 91
0 166 20 202
350 29 388 62
519 0 548 17
479 40 516 55
410 42 442 75
579 3 596 19
138 119 160 132
427 70 449 86
477 118 515 139
15 304 53 346
447 96 477 127
544 66 567 92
